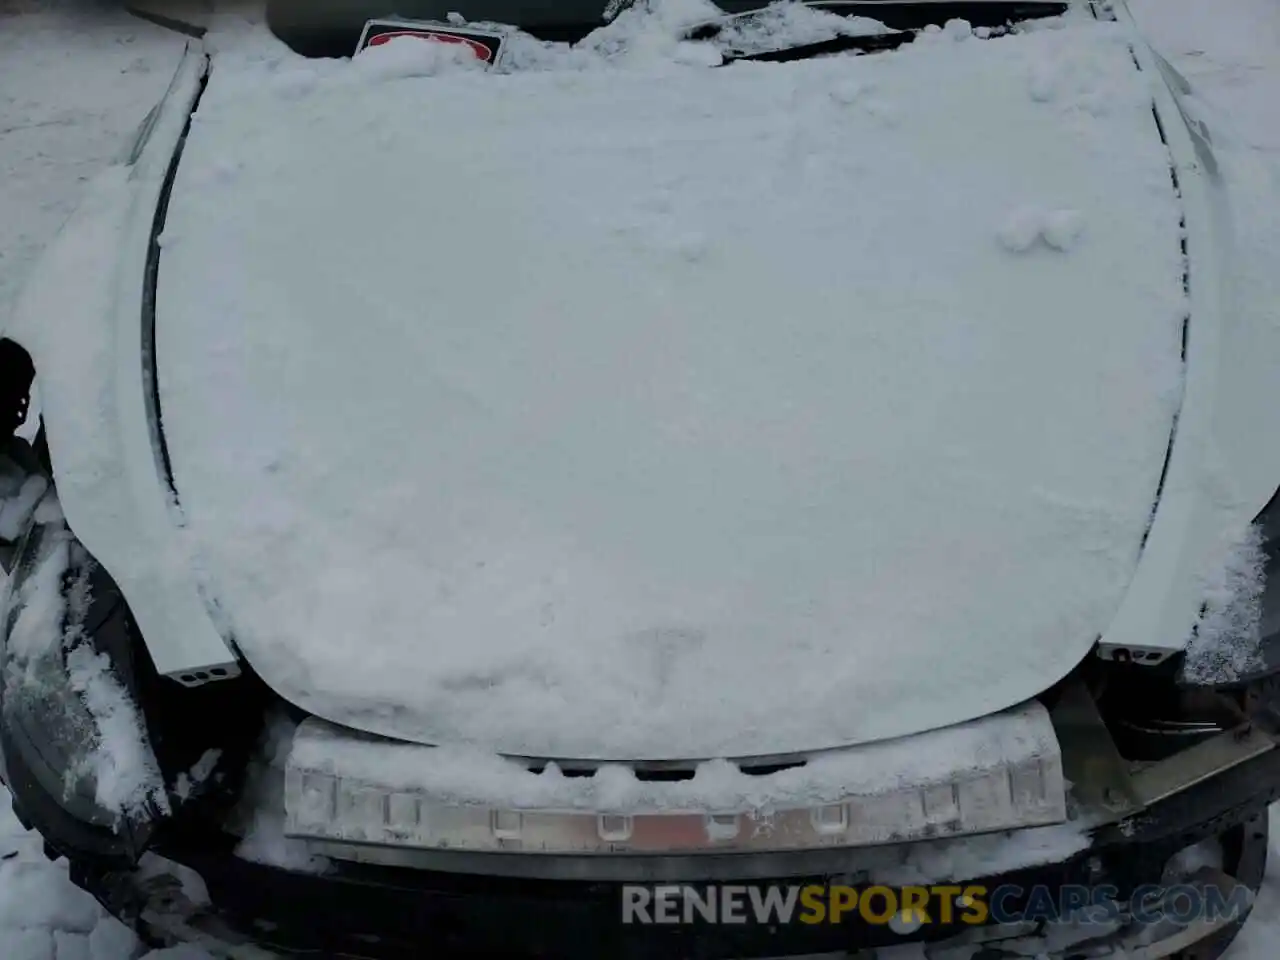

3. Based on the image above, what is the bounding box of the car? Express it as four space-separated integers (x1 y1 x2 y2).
3 0 1280 956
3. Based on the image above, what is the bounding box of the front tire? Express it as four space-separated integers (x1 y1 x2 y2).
1173 811 1269 960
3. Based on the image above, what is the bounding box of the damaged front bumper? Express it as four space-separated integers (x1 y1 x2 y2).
118 748 1276 960
280 699 1069 875
83 682 1280 960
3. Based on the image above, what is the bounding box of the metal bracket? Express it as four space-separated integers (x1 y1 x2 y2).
1050 680 1144 820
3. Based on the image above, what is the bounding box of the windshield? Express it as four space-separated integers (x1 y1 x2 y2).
269 0 1073 59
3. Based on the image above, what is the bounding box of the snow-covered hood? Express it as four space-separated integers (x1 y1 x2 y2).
151 16 1190 759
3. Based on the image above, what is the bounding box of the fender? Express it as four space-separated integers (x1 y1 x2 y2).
3 42 240 686
1092 3 1280 672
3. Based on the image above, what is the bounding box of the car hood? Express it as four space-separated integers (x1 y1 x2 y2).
152 19 1188 760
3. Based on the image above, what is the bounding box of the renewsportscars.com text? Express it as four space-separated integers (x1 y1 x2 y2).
620 882 1253 926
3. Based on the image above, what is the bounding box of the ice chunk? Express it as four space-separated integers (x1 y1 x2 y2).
996 204 1046 253
997 205 1085 253
1043 208 1086 250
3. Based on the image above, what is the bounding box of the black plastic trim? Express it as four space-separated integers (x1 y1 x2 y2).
124 5 208 38
141 63 210 508
1 724 145 866
1134 85 1192 553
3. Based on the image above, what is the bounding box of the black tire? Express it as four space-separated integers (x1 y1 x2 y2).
1174 810 1270 960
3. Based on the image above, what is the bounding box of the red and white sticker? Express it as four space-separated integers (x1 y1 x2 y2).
355 19 506 66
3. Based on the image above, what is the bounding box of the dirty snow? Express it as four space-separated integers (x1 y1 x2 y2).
158 9 1185 760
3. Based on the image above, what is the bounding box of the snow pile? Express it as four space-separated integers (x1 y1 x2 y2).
578 0 724 63
699 1 894 57
996 205 1087 253
4 520 168 820
229 713 329 873
0 6 185 328
350 35 490 81
1180 512 1267 687
65 644 170 819
0 786 219 960
157 10 1186 759
1127 0 1280 702
4 528 72 665
0 471 48 542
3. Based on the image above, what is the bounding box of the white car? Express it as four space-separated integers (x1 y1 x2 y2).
2 0 1279 956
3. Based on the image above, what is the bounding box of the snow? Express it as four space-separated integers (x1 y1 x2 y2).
5 524 74 664
1182 521 1267 684
0 786 193 960
350 33 491 80
995 205 1087 254
158 9 1185 761
3 492 167 823
172 749 220 803
290 698 1060 812
696 1 893 57
0 0 1277 956
0 472 49 541
65 643 170 818
876 820 1092 886
0 3 185 326
1121 0 1280 955
230 712 330 872
0 6 219 958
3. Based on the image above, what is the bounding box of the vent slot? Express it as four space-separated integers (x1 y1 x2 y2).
525 758 807 781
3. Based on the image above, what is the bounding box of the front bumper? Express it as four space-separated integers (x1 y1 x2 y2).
92 738 1280 960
